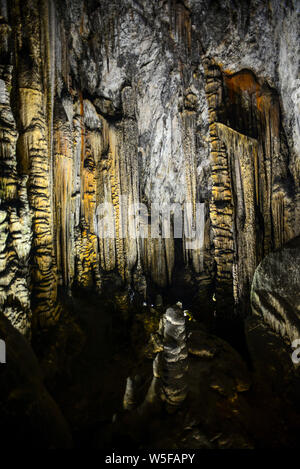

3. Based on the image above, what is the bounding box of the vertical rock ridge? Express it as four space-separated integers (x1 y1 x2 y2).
0 0 298 331
0 61 32 335
203 59 296 312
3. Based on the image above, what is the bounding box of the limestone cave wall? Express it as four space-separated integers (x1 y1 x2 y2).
0 0 299 334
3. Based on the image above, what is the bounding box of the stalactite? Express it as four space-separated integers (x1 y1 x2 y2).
14 0 58 326
0 0 297 334
53 102 73 287
143 304 188 409
203 59 295 311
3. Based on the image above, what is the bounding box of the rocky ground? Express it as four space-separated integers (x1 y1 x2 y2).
1 287 299 449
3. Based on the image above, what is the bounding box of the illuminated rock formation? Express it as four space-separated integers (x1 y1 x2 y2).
0 0 298 330
160 305 188 407
0 61 32 336
251 236 300 344
0 308 72 448
143 304 188 409
123 376 136 411
203 60 296 312
0 0 299 451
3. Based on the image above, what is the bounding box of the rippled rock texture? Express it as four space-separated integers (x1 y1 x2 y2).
0 309 72 448
0 0 299 330
251 236 300 344
142 304 188 408
0 0 299 450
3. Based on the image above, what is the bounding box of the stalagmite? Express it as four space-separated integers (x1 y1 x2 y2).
0 0 299 451
143 304 188 410
0 0 298 331
123 377 136 411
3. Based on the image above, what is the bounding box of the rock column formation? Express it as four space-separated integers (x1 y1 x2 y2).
203 61 295 312
144 304 188 409
251 236 300 344
0 0 298 331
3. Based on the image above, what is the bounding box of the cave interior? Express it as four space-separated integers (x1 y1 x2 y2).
0 0 300 450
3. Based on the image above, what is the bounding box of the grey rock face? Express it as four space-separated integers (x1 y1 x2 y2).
191 0 300 166
251 236 300 344
0 0 299 328
160 306 189 406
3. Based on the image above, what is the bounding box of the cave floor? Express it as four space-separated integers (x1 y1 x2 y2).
31 292 300 449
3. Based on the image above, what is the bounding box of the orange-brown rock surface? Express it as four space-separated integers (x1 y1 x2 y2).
0 0 298 331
